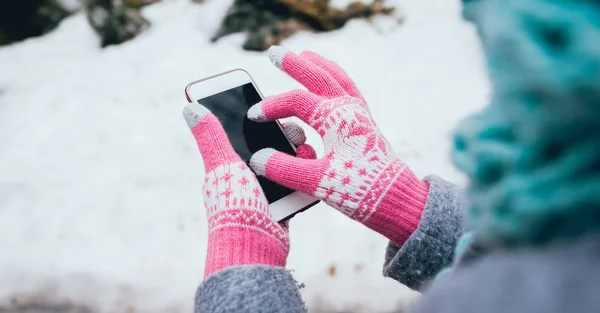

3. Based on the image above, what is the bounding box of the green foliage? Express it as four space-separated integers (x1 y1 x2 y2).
280 0 395 31
0 0 70 46
212 0 397 51
123 0 164 9
0 29 7 46
83 0 150 47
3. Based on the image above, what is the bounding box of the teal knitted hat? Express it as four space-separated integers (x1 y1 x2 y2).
452 0 600 246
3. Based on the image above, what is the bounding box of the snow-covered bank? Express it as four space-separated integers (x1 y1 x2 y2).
0 0 489 312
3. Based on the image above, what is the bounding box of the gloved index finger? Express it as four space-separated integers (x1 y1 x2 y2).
268 46 346 98
247 89 323 130
300 51 364 100
183 102 241 172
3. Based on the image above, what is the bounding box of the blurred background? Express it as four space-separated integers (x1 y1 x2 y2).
0 0 490 312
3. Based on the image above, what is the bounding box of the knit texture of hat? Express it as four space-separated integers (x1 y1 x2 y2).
452 0 600 246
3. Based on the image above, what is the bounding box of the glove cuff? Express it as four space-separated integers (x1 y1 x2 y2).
204 210 289 278
361 163 429 246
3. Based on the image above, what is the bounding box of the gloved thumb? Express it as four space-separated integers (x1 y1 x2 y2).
183 102 241 172
280 122 317 159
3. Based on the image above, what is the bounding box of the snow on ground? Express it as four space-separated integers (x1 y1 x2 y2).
0 0 489 312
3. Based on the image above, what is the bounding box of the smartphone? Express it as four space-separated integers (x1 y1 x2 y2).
185 69 319 222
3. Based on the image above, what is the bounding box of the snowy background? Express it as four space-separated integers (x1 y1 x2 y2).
0 0 489 312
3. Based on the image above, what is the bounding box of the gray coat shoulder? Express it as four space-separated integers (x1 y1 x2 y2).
410 233 600 313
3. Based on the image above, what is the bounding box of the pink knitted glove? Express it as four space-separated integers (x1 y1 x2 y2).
183 103 315 278
248 47 430 246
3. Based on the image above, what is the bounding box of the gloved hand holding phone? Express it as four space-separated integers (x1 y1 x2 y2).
248 47 430 247
183 102 316 278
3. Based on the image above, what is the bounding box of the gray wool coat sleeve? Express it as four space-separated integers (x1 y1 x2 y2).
195 265 307 313
383 175 465 290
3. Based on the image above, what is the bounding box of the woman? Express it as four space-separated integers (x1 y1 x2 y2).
182 0 600 312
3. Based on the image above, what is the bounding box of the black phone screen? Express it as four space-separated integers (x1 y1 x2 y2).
198 83 296 203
